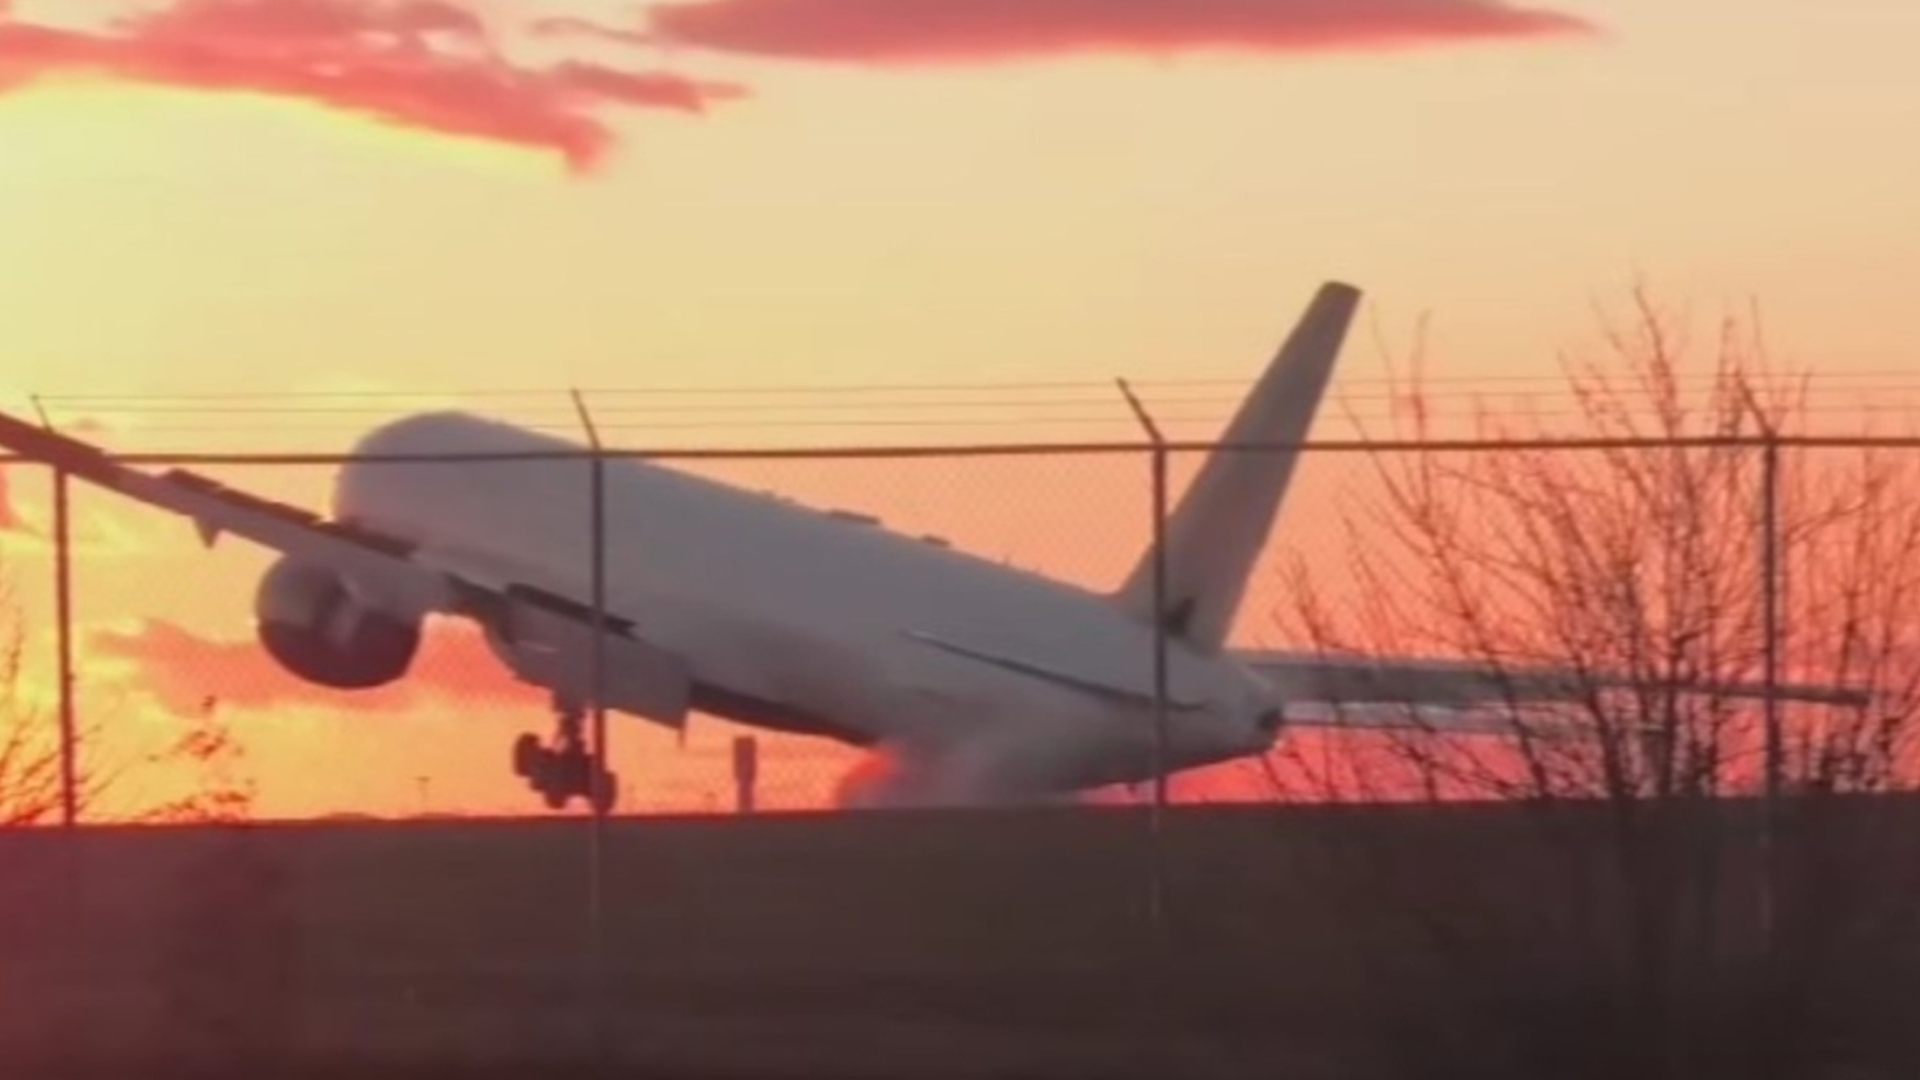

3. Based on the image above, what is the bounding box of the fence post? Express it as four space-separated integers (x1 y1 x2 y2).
50 459 84 1073
54 465 77 828
1115 381 1169 936
1149 445 1170 814
569 390 612 1064
1759 432 1782 952
29 398 81 828
32 404 85 1069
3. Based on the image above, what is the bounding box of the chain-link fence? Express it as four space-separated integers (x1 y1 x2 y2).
4 433 1920 1075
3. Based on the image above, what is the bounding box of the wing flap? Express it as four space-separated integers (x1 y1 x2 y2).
486 585 690 729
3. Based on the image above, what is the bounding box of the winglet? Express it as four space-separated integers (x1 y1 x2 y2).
0 408 121 484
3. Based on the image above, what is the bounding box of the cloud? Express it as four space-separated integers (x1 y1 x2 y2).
529 15 658 50
0 0 746 171
633 0 1595 63
88 616 543 717
0 464 29 536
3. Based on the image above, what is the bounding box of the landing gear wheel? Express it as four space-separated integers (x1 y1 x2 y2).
515 694 617 812
512 733 541 778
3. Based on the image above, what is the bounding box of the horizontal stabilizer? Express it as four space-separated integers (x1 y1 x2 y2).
1279 701 1578 737
1239 649 1872 709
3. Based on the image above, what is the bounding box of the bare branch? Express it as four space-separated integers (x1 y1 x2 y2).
1263 285 1920 1079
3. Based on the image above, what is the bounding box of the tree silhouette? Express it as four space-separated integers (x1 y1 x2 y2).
0 554 252 827
1264 287 1920 1079
0 572 99 826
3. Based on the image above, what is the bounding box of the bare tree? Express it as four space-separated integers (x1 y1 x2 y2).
0 572 107 825
1264 287 1920 1080
135 702 257 825
0 557 252 827
0 551 260 1076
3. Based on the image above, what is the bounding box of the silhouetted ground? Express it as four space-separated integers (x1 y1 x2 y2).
2 799 1917 1079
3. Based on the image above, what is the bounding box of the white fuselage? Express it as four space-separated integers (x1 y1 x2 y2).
327 412 1275 801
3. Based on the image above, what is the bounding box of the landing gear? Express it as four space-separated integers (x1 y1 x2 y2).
512 696 617 814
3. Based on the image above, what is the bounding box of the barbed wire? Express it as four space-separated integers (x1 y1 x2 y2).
21 404 1918 439
30 368 1920 404
13 374 1915 451
34 394 1920 414
10 432 1920 467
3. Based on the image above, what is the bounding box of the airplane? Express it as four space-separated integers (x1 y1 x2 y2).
0 281 1868 812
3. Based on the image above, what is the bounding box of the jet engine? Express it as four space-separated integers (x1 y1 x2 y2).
253 555 422 690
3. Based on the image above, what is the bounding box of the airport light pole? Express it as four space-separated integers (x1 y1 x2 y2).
570 390 612 1063
1116 379 1169 931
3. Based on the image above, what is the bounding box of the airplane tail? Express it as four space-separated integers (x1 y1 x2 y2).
1111 281 1361 652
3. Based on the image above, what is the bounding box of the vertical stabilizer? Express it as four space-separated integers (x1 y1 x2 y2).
1113 281 1361 651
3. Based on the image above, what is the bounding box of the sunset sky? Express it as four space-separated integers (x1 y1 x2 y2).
0 0 1916 820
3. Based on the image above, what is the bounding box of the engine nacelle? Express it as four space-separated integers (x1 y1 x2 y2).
253 555 422 690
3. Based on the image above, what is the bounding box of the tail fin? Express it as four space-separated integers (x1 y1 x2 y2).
1112 280 1361 652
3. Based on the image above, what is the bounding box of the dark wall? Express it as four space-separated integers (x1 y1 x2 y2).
1 799 1914 1078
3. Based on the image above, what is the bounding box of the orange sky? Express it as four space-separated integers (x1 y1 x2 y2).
1 0 1917 820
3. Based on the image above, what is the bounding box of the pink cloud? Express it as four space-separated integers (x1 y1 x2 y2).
529 15 658 49
632 0 1595 63
89 616 543 717
0 464 26 535
0 0 746 171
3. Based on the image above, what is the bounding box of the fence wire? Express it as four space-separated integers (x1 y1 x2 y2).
6 434 1920 818
5 433 1920 1074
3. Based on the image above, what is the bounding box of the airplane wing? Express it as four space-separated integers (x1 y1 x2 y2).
0 411 692 729
1237 648 1871 720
